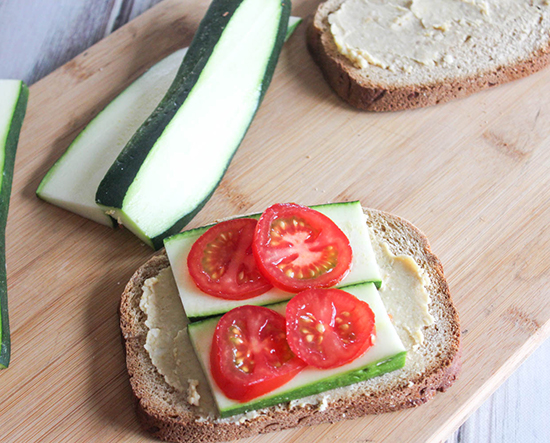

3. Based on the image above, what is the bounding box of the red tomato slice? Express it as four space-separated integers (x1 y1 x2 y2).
253 203 352 292
187 218 273 300
210 305 306 402
285 288 376 369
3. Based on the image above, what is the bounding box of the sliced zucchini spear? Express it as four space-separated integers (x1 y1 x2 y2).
0 80 28 369
36 16 300 229
96 0 291 249
37 49 188 226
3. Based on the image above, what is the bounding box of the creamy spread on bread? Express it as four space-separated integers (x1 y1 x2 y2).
372 243 434 348
328 0 550 74
140 269 187 392
187 379 201 406
140 227 434 420
140 268 218 415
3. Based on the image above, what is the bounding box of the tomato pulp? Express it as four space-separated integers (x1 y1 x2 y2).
187 218 273 299
285 288 376 369
253 203 352 292
210 305 306 402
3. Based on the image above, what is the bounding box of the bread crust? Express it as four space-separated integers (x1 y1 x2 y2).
307 0 550 111
119 208 461 443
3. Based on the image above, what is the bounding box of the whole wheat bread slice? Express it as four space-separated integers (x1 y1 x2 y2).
308 0 550 111
120 208 461 443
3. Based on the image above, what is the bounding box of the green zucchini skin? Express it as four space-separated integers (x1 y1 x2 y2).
96 0 291 249
0 81 29 369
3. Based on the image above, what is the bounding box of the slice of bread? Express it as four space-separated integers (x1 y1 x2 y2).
308 0 550 111
119 208 461 443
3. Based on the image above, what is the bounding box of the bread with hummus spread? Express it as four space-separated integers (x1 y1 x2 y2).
119 207 460 443
308 0 550 111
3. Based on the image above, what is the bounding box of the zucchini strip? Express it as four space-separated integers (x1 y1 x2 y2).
0 80 28 369
96 0 291 249
37 15 300 231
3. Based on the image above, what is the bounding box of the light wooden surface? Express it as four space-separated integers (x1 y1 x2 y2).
1 0 550 442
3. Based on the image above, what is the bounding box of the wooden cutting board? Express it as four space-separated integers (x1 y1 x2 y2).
1 0 549 441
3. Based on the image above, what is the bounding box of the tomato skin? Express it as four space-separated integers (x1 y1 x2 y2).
285 288 376 369
187 218 273 300
210 305 306 402
253 203 353 293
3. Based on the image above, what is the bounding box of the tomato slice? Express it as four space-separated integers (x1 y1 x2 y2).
210 305 306 402
285 288 376 369
187 218 273 300
253 203 352 292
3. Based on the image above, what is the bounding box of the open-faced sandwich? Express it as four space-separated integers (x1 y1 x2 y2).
120 201 461 442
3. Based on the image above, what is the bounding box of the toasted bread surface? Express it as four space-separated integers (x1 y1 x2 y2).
308 0 550 111
120 208 461 442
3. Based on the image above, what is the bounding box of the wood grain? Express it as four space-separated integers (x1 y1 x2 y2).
0 0 550 442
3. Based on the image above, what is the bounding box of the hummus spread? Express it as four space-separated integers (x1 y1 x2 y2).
140 268 217 416
372 242 434 349
140 227 434 420
328 0 550 74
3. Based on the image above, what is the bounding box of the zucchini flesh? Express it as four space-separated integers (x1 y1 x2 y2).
36 49 188 226
96 0 291 249
35 16 299 228
0 80 28 369
286 16 302 37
